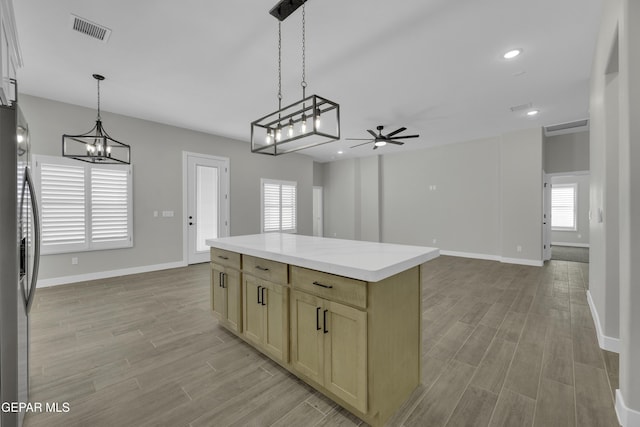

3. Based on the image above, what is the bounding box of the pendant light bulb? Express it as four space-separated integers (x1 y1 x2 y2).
300 113 307 133
288 118 294 137
266 129 273 144
314 108 321 129
276 124 282 142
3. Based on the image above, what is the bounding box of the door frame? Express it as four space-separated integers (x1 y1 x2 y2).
182 151 230 264
313 186 323 237
543 172 552 261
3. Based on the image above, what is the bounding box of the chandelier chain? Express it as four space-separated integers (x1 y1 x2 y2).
301 3 306 95
96 78 101 120
278 21 282 107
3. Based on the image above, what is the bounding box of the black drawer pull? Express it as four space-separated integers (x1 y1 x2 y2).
255 266 270 271
221 273 226 289
217 255 229 260
257 285 262 304
219 272 224 288
323 309 328 334
312 281 333 289
316 307 321 330
261 287 266 306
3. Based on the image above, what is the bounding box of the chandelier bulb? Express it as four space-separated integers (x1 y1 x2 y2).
314 108 321 129
266 129 273 144
276 124 282 142
288 119 294 137
300 113 307 133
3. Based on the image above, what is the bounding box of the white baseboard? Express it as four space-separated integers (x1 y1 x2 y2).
440 250 543 267
616 389 640 427
552 242 590 248
440 250 500 262
500 257 544 267
36 261 189 288
586 290 621 353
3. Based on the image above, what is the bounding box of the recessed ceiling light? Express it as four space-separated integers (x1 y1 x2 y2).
503 49 522 59
527 110 539 116
337 150 343 154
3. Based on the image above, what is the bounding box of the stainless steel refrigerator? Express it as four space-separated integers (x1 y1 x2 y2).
0 94 39 427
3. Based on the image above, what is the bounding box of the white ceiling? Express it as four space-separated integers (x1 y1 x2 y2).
14 0 602 163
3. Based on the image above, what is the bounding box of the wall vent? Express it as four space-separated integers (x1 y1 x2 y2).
69 14 111 43
544 119 589 137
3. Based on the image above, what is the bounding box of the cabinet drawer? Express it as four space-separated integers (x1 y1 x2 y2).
291 266 367 309
243 255 288 283
210 248 241 269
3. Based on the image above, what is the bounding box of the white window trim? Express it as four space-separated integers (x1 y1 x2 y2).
261 178 297 233
551 183 578 231
34 155 133 255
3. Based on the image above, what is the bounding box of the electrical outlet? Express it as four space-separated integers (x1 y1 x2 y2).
516 245 522 253
71 257 78 265
162 211 174 217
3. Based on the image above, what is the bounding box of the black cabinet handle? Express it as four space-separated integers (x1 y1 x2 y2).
257 286 262 304
219 272 223 288
261 287 266 306
316 307 321 330
312 281 333 289
218 255 229 260
323 310 328 334
221 273 226 289
255 266 270 271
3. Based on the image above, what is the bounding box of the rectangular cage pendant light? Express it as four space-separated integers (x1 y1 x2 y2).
251 94 339 155
251 0 340 156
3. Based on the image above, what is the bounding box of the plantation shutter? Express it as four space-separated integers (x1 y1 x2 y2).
39 162 87 251
91 168 130 244
261 179 297 233
551 184 576 230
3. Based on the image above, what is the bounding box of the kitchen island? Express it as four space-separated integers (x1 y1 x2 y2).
206 233 438 427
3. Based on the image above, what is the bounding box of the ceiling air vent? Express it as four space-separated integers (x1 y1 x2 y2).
544 119 589 137
69 14 111 43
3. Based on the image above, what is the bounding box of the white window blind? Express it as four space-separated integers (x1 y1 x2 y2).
35 155 133 254
551 184 577 230
261 179 297 233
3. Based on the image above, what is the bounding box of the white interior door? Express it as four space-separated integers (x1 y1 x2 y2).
313 186 323 237
543 173 552 261
184 153 229 264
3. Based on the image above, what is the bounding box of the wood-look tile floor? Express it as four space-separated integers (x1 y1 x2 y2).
24 257 620 427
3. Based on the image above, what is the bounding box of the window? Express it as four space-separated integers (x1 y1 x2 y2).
34 155 133 254
551 183 577 231
261 179 297 233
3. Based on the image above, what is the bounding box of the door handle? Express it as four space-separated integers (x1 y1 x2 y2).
312 281 333 289
257 286 262 304
221 273 226 289
323 309 328 334
25 167 40 314
219 272 223 288
255 265 270 272
316 307 321 330
261 287 266 306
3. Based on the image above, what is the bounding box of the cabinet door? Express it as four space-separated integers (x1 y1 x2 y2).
211 267 226 320
290 290 323 385
243 276 263 346
323 300 367 413
224 268 242 333
262 282 288 362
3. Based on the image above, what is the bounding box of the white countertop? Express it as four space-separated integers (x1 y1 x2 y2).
206 234 439 282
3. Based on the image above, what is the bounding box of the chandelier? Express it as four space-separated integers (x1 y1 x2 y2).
251 0 340 156
62 74 131 164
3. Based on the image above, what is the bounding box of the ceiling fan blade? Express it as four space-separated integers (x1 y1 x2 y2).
389 134 420 139
367 129 378 138
386 127 407 138
346 138 374 140
350 141 374 148
373 145 379 150
388 140 405 145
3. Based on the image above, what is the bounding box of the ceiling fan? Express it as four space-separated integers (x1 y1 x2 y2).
347 125 420 149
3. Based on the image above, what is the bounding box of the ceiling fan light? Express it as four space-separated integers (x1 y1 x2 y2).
374 140 386 147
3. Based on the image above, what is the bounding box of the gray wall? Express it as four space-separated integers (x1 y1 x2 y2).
21 95 314 282
322 129 544 265
590 0 640 417
550 174 590 246
545 131 590 173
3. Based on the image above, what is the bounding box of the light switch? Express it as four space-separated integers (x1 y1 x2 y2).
162 211 174 217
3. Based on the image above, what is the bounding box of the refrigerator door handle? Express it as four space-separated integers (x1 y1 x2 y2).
24 167 40 313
